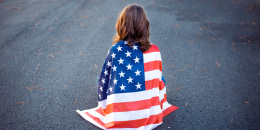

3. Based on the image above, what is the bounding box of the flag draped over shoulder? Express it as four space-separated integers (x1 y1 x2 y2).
76 41 178 130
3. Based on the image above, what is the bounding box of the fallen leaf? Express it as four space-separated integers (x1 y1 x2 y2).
230 118 233 124
175 86 184 91
34 21 40 28
185 102 188 107
201 68 209 70
190 64 194 68
95 64 98 69
21 65 26 71
244 101 249 104
172 24 181 27
79 51 85 56
50 54 54 58
169 75 175 79
48 70 56 73
171 65 176 67
74 99 78 104
63 39 71 42
81 16 89 19
179 69 186 71
211 37 216 41
16 102 26 104
36 63 40 71
216 62 221 67
26 85 44 91
187 41 195 43
240 22 244 26
12 7 20 10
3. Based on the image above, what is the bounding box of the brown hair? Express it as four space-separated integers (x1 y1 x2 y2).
113 4 151 52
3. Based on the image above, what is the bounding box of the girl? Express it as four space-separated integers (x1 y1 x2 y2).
77 4 178 129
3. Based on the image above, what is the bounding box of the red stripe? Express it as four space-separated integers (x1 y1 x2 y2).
111 113 163 128
84 111 114 128
163 105 179 117
95 108 105 116
102 96 160 114
85 111 164 129
144 44 160 54
145 79 165 90
160 94 167 108
144 61 162 72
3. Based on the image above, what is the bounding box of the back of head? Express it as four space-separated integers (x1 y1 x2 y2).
113 4 151 52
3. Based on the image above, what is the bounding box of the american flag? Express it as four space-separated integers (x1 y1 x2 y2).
76 41 178 129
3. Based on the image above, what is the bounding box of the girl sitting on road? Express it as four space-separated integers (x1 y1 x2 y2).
76 4 178 129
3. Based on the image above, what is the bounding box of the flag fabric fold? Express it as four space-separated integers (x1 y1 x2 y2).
76 41 178 129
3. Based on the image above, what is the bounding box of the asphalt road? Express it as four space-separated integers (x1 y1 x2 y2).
0 0 259 129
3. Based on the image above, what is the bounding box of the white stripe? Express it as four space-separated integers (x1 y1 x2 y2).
159 87 166 101
145 69 162 81
98 99 107 109
108 123 162 130
103 87 160 106
143 52 161 63
104 105 162 123
162 101 172 111
76 109 105 129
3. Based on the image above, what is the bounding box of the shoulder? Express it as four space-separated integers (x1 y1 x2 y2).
144 43 160 54
109 41 127 52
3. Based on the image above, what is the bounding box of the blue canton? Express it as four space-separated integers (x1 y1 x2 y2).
98 41 145 101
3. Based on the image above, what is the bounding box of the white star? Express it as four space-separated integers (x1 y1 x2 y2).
101 78 106 84
99 94 101 99
112 65 117 72
107 61 112 67
133 56 140 63
126 64 132 70
109 74 112 79
119 71 125 78
133 45 138 50
118 58 124 64
99 86 103 91
135 69 141 76
111 53 116 59
120 84 126 91
117 46 122 51
104 70 108 76
113 78 118 85
127 76 134 83
135 82 142 89
124 41 128 45
109 86 113 92
125 51 131 57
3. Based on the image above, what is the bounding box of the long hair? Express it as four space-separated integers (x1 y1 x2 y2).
113 4 151 52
